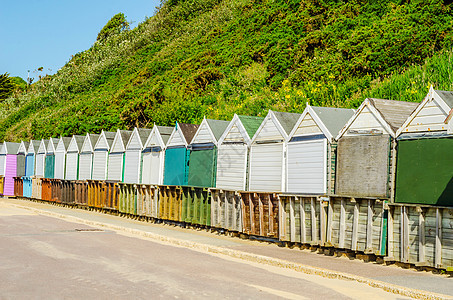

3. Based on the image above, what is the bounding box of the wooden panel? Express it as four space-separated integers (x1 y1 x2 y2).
254 119 284 142
336 135 390 198
78 153 92 180
403 100 448 133
192 122 214 144
107 153 124 181
216 144 247 190
293 113 323 136
123 150 141 184
166 130 185 147
92 151 107 180
65 152 78 180
345 106 390 134
249 143 283 192
223 124 246 142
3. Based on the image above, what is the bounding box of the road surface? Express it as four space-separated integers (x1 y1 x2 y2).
0 200 411 299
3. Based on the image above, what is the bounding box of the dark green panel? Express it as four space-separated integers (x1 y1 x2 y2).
44 155 55 179
395 138 453 206
188 148 216 188
163 148 189 186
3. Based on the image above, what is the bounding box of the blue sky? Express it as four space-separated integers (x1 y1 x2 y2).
0 0 161 81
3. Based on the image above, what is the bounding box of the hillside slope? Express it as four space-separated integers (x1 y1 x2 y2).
2 0 453 141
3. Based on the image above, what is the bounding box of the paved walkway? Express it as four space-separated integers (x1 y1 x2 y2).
3 197 452 299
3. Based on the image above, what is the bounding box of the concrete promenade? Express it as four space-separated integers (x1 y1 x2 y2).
1 197 452 299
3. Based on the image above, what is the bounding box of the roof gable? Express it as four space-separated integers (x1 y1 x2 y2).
95 130 115 150
67 135 85 153
111 129 132 152
156 126 173 145
191 118 228 145
37 139 48 154
397 87 452 135
144 125 172 149
126 128 152 150
27 140 41 154
290 106 355 142
46 138 59 154
219 114 256 145
56 137 72 153
17 141 29 155
166 123 199 147
81 133 99 153
252 110 300 143
0 142 20 155
337 98 417 139
238 115 264 138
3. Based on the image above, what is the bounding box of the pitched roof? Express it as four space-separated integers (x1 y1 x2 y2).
435 89 453 109
137 128 152 145
28 140 41 153
2 142 20 154
103 131 116 148
118 130 133 147
368 98 418 132
272 111 301 135
311 106 355 137
238 115 264 138
60 137 72 149
206 119 230 141
178 123 199 144
73 135 85 150
89 133 100 147
156 126 173 145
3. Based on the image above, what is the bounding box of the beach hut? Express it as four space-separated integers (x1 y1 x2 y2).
187 118 229 187
35 139 48 177
286 105 354 194
163 123 199 186
0 142 20 196
25 140 40 177
65 135 85 180
44 138 59 179
54 137 72 180
248 110 301 192
394 88 453 206
16 141 29 178
123 128 152 184
78 133 99 180
92 130 115 181
335 98 418 199
141 125 173 185
107 129 133 182
216 114 264 191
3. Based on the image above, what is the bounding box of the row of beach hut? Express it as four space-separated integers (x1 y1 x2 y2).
1 87 452 207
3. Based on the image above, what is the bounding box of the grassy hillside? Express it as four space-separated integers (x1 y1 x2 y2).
2 0 453 141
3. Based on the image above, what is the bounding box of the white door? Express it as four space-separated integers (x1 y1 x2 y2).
141 151 162 185
0 155 5 176
123 150 140 183
249 143 284 192
65 152 79 180
216 143 247 190
107 153 123 181
78 153 92 180
35 154 45 176
287 139 326 194
92 151 107 180
54 152 65 179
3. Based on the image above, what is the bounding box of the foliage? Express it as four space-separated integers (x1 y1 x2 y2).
0 73 15 101
10 77 27 91
97 13 130 42
1 0 453 141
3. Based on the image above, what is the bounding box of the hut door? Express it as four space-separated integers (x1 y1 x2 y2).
188 147 217 188
44 155 55 179
65 152 78 180
108 153 124 181
25 154 34 177
54 153 65 179
79 153 92 180
249 143 284 192
287 137 326 194
163 147 188 186
92 151 108 180
216 143 247 190
123 150 140 183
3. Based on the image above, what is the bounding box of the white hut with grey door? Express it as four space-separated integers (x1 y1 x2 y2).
92 130 115 181
248 110 300 192
65 135 85 180
216 114 264 191
54 137 72 179
107 129 132 182
335 98 418 198
123 128 152 184
16 141 29 178
286 105 354 194
141 125 173 185
35 139 48 177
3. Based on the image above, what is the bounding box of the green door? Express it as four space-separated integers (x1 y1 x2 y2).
395 137 453 206
163 147 189 186
44 155 55 179
188 148 216 188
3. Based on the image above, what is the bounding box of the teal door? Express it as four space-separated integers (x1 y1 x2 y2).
188 148 216 188
44 155 55 179
163 147 189 186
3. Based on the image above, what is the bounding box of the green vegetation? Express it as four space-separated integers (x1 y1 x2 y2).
2 0 453 141
0 73 16 101
97 13 130 42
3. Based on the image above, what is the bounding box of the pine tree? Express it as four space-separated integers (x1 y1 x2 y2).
0 73 15 101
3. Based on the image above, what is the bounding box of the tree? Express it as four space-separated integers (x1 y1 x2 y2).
97 13 130 42
0 73 15 101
